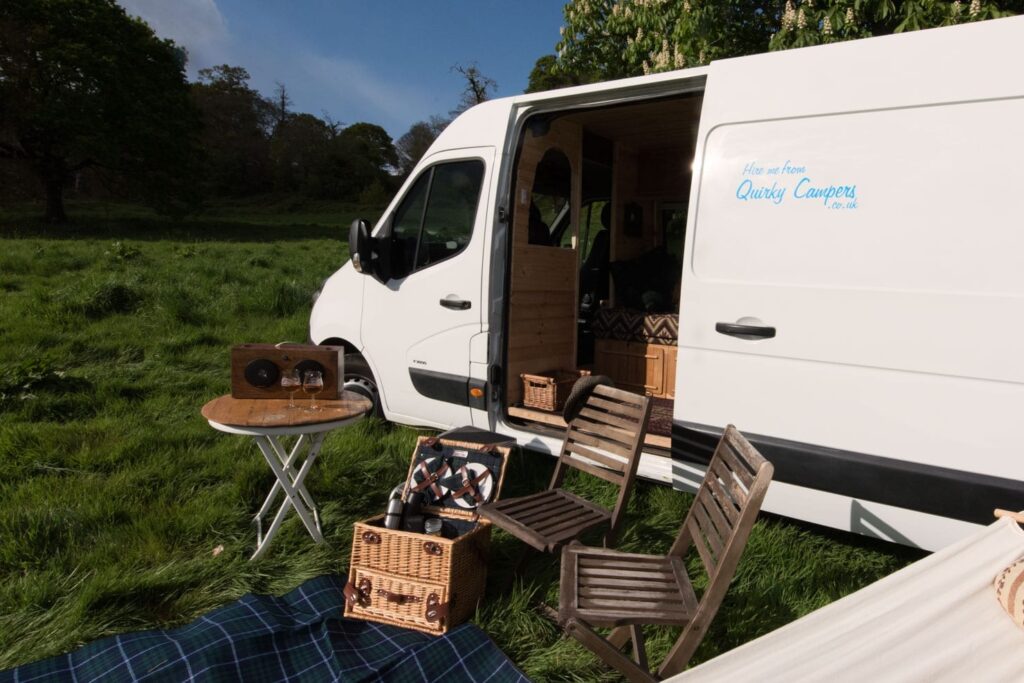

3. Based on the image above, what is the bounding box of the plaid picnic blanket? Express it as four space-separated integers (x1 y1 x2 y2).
1 575 530 682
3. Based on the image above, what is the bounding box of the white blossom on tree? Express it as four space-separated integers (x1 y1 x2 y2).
554 0 1018 80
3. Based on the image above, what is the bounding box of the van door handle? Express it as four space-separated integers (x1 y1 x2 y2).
715 322 776 340
439 298 471 310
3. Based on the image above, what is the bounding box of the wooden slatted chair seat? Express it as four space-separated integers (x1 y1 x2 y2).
557 425 774 682
562 545 698 627
479 384 651 554
478 489 611 553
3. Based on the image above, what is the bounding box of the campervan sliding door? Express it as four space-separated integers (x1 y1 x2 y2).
674 25 1024 551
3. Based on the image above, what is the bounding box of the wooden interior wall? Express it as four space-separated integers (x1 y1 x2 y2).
506 119 583 406
610 143 693 305
637 145 692 200
611 145 641 264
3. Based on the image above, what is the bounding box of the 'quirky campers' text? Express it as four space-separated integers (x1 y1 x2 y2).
734 160 858 210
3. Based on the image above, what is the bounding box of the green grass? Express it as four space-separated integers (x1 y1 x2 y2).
0 200 923 680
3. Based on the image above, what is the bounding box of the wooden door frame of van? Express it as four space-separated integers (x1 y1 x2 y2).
487 76 709 433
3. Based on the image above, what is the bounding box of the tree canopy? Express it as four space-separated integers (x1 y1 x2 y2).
0 0 201 221
0 1 500 218
395 117 449 177
449 62 498 117
189 66 399 201
192 65 275 197
555 0 1022 80
526 54 593 93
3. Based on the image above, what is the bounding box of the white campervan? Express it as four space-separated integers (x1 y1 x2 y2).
311 17 1024 551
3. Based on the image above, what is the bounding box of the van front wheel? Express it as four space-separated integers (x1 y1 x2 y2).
344 354 382 418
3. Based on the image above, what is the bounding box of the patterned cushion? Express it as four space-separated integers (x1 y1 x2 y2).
592 308 641 342
994 557 1024 628
592 309 678 345
642 312 679 345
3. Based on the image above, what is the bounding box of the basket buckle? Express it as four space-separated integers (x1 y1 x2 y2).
344 578 372 607
423 541 443 557
425 592 448 623
362 530 381 544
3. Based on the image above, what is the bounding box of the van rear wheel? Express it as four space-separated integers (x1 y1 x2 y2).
344 354 382 418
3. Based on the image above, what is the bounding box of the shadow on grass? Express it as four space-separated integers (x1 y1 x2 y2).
0 215 341 243
0 200 385 243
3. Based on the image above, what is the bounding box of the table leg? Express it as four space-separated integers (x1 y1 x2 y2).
250 433 326 560
266 434 323 533
254 434 308 526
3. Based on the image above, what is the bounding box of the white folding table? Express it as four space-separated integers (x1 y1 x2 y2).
202 392 372 560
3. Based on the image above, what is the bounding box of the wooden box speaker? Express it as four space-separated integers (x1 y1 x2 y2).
230 343 344 400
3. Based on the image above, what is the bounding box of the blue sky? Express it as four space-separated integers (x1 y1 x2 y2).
117 1 567 139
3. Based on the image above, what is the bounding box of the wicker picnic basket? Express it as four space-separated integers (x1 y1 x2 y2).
345 437 510 635
521 369 590 412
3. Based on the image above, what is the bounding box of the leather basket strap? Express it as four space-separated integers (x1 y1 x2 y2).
376 589 422 605
450 465 492 505
425 592 448 624
344 578 372 607
411 460 450 499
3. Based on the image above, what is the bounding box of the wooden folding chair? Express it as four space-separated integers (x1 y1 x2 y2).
558 425 774 682
478 384 651 554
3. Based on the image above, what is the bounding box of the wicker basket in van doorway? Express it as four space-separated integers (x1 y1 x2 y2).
520 369 590 412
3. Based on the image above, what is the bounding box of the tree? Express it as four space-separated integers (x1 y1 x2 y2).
191 65 275 196
330 122 399 199
338 123 398 173
450 62 497 117
395 116 449 177
0 0 201 221
526 54 593 93
770 0 1020 50
272 82 292 130
269 112 332 193
556 0 1023 79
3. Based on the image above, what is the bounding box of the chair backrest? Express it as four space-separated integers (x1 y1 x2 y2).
660 424 774 677
550 384 652 544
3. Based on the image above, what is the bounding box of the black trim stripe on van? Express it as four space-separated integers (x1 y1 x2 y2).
672 421 1024 525
409 368 486 410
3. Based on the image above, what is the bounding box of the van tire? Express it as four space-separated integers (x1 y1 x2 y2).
344 354 382 418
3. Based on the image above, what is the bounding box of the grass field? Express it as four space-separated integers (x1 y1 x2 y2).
0 200 923 680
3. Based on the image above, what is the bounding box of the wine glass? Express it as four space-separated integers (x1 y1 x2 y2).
303 370 324 412
280 369 301 409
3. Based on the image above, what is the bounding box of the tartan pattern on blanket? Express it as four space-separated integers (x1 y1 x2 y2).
592 309 678 345
0 575 529 683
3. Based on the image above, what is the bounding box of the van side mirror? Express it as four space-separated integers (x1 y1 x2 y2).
349 219 373 275
349 218 393 283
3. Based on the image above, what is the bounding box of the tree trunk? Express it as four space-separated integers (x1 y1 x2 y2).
39 157 69 223
45 176 67 223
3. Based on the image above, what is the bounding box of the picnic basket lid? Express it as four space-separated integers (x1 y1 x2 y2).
402 436 511 519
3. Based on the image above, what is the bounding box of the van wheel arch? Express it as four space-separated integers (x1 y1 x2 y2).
320 339 382 418
319 337 358 356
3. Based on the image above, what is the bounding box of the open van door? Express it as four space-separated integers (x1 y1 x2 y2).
674 45 1024 549
360 147 495 428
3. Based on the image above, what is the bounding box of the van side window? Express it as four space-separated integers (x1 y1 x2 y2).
389 159 485 279
390 173 429 279
417 161 485 270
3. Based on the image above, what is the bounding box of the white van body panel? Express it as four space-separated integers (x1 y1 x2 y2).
309 264 363 347
676 17 1024 547
310 100 512 424
423 99 514 158
359 145 497 427
311 17 1024 551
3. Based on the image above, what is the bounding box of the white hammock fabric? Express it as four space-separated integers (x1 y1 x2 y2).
673 518 1024 682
